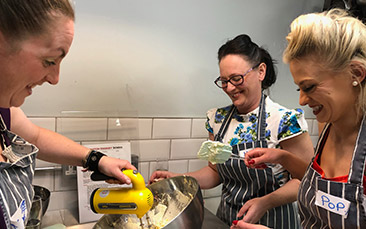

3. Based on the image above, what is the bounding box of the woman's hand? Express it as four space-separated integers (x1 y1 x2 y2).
148 170 179 184
97 156 136 184
245 147 310 179
245 148 286 169
237 196 271 224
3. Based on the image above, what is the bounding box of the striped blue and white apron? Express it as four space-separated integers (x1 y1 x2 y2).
0 115 38 229
298 120 366 228
215 93 299 228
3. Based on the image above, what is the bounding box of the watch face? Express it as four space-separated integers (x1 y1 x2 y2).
91 155 97 161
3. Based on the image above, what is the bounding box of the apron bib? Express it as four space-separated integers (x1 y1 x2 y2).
0 115 38 229
298 120 366 229
215 93 299 228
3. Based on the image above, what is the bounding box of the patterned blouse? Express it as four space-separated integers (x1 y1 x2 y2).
205 97 308 185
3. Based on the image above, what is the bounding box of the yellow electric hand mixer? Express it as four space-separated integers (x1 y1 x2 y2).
90 169 154 228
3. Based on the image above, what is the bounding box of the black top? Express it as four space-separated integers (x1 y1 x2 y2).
0 107 11 147
0 108 10 130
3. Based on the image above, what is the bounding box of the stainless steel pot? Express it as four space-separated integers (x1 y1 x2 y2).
93 175 204 229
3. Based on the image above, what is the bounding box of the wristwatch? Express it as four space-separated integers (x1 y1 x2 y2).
82 150 106 171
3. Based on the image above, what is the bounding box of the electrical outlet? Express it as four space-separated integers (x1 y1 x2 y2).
62 165 77 176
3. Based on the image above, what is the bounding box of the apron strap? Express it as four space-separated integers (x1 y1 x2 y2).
257 93 268 144
348 116 366 185
214 105 236 142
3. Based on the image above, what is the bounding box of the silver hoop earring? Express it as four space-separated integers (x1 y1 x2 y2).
352 81 359 87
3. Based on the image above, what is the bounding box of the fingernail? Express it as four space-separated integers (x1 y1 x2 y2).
248 160 255 165
232 220 238 225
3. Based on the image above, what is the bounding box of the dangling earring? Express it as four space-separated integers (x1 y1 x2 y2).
352 81 359 87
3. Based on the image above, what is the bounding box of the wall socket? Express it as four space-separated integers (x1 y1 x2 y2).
62 165 77 176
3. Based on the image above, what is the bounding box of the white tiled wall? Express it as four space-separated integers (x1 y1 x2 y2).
31 116 319 216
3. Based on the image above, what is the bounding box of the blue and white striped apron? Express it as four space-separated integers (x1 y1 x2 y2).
215 93 299 228
298 120 366 228
0 115 38 229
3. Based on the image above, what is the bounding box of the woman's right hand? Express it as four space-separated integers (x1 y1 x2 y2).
244 148 286 169
148 170 179 184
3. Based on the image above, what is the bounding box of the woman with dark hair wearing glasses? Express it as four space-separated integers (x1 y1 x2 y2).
150 34 314 228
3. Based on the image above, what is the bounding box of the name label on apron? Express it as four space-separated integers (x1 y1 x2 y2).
315 190 350 217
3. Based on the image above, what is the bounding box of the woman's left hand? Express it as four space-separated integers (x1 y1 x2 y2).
97 156 137 184
237 196 271 224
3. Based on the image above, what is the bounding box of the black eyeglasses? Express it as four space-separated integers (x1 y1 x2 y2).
214 63 260 88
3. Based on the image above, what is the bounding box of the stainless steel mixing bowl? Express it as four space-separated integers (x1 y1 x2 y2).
26 185 51 229
93 175 204 229
33 185 50 217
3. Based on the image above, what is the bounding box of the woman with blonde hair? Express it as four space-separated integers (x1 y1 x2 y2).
240 8 366 229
